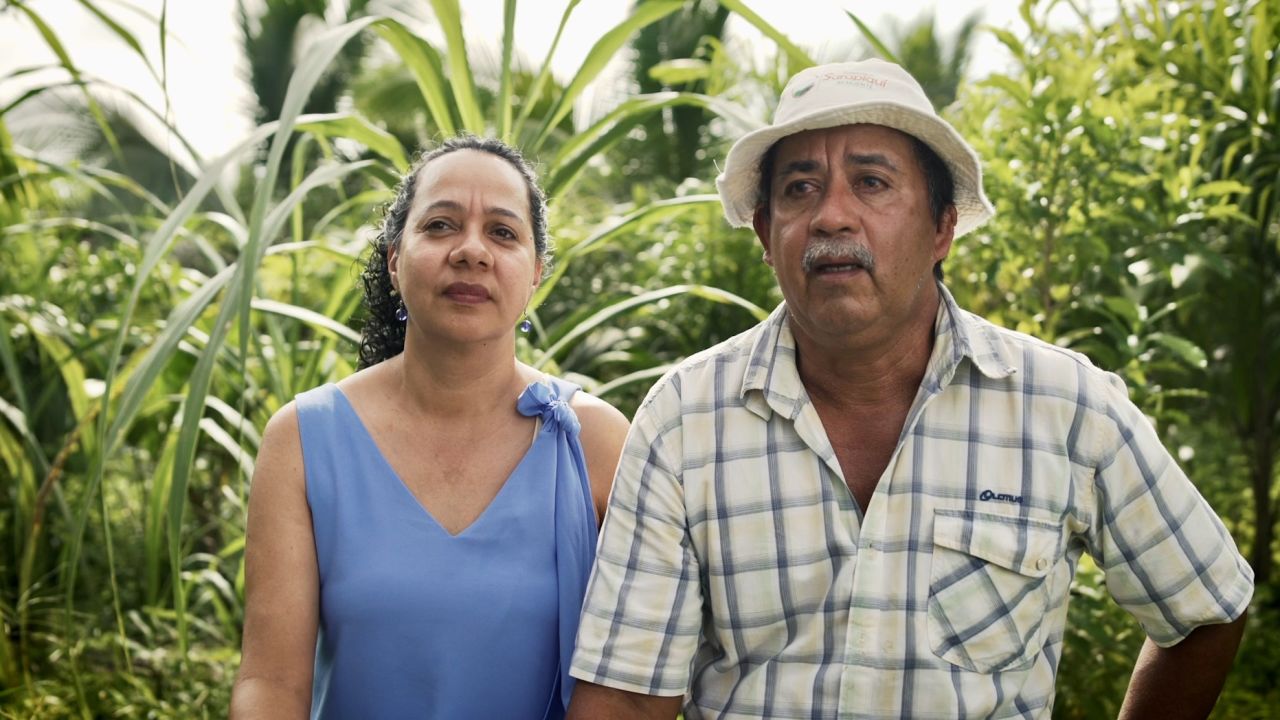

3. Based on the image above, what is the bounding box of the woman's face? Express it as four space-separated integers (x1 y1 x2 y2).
388 149 542 347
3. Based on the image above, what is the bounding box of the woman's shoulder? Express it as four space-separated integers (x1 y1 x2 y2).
554 381 629 518
568 388 628 431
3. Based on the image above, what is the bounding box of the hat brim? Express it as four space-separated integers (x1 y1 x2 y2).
716 101 995 238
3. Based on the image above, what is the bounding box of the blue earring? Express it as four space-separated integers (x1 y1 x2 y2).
395 301 408 322
519 318 532 333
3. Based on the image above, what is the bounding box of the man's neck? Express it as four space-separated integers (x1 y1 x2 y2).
792 293 941 414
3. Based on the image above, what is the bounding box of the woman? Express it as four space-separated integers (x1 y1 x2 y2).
230 136 629 719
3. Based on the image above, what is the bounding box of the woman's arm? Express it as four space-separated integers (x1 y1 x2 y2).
570 392 630 523
230 403 320 720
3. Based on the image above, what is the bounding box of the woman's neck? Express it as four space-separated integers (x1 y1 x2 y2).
392 333 531 419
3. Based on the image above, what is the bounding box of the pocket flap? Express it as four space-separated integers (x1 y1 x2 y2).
933 510 1060 579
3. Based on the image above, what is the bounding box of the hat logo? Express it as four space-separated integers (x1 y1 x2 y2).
793 82 815 97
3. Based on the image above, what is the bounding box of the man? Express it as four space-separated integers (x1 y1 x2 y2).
567 59 1253 719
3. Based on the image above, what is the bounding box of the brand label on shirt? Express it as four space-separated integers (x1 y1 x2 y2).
979 489 1024 504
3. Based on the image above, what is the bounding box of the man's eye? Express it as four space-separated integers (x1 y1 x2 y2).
859 176 887 190
783 180 816 196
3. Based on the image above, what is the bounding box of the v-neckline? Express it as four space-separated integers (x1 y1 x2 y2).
329 384 542 538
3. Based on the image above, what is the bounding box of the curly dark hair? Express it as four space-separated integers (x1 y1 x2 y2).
357 135 551 369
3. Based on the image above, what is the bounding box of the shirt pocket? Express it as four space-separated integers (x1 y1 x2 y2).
926 509 1061 673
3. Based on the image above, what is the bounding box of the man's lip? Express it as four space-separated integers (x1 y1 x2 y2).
442 282 491 302
807 261 869 276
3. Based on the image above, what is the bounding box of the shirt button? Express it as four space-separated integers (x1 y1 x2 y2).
1036 557 1049 571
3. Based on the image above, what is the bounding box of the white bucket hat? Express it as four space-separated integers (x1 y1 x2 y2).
715 58 995 237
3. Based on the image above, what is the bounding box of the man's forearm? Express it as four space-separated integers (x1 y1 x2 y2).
566 680 684 720
1118 611 1247 719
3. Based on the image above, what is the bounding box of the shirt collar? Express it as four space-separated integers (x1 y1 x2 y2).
740 283 1018 421
930 281 1019 389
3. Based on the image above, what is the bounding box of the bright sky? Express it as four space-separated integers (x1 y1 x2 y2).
0 0 1112 163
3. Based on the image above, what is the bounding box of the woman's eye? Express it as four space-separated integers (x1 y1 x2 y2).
492 226 516 240
424 219 452 232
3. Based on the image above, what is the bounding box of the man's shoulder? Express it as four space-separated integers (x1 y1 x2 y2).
958 306 1127 394
634 316 771 413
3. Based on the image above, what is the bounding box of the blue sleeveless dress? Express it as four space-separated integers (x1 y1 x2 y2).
295 377 598 719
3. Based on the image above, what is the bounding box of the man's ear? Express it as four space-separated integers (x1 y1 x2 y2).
932 205 958 265
752 207 774 266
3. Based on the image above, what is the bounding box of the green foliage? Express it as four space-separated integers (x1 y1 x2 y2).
1 0 1276 713
1054 558 1145 720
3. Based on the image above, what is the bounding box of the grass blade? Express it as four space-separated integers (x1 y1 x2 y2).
536 283 761 368
846 11 900 63
497 0 517 141
513 0 580 139
718 0 815 69
296 113 408 172
428 0 484 132
372 18 456 136
531 0 684 152
530 195 721 311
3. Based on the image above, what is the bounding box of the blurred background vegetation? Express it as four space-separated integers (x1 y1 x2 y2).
0 0 1276 716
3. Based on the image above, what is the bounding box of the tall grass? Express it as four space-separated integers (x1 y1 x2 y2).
0 0 775 713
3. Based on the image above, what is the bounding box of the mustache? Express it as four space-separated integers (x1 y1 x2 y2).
801 240 876 274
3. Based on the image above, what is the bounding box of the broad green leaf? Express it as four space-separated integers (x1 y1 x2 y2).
1101 295 1140 328
978 75 1031 106
648 59 711 86
987 27 1028 61
1147 332 1207 369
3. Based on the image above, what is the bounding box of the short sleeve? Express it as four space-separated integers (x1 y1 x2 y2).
1087 375 1253 646
570 380 702 696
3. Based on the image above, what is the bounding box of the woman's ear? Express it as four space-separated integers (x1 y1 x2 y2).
387 244 400 292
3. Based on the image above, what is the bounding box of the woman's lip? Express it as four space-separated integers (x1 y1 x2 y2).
443 282 491 303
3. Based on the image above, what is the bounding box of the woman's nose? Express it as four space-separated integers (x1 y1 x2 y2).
449 225 492 267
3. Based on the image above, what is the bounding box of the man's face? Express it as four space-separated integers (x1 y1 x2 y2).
753 124 956 350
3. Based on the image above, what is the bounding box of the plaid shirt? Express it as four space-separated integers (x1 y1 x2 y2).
571 284 1253 719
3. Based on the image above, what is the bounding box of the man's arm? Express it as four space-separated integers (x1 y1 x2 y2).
567 682 684 720
1118 612 1247 720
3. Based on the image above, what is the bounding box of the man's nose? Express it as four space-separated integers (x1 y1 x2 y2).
809 182 861 237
